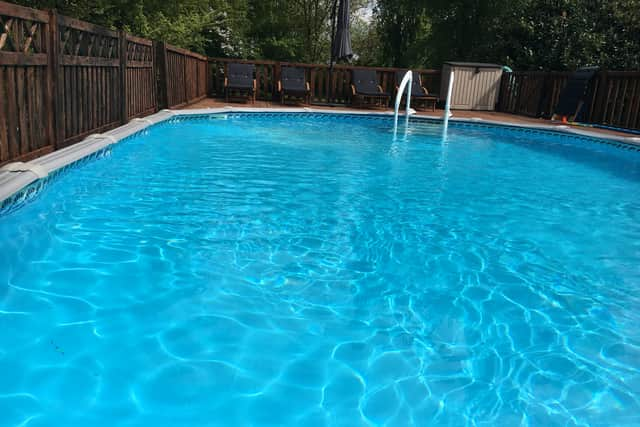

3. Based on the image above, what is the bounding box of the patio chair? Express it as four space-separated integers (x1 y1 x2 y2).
351 69 390 108
225 63 256 103
278 66 311 105
395 70 439 112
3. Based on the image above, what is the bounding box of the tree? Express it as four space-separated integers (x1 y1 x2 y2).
245 0 334 63
12 0 640 69
373 0 430 67
372 0 640 70
493 0 640 70
13 0 251 57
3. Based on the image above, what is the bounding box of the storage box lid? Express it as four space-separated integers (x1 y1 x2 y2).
444 62 503 69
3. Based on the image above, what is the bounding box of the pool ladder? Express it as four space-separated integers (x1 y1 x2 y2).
442 71 455 139
393 70 413 139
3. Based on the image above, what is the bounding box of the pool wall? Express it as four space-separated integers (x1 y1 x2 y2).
1 107 639 215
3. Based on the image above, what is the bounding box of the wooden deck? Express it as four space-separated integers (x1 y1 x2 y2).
186 98 637 140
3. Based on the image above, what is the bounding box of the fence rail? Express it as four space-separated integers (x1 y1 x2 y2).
0 1 206 165
498 70 640 130
208 57 441 105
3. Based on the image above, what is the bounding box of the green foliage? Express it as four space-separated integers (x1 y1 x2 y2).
16 0 148 30
350 12 380 66
373 0 430 68
374 0 640 70
245 0 333 62
140 1 250 56
12 0 640 69
503 0 640 70
13 0 250 56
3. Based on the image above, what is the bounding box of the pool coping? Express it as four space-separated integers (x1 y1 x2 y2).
1 106 639 208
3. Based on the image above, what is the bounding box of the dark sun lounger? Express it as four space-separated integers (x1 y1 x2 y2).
278 67 311 105
351 69 390 108
225 63 256 103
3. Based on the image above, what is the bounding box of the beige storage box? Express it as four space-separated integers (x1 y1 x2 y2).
440 62 503 110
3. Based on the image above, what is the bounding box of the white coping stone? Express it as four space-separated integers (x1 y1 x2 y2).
94 134 118 144
1 162 27 173
1 107 639 205
0 172 38 203
1 162 48 179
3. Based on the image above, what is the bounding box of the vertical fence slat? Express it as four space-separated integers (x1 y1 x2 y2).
622 79 637 129
119 30 126 123
629 81 640 129
0 67 7 162
6 66 18 159
17 66 29 155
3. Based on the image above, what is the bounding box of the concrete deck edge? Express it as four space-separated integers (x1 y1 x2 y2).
1 107 639 207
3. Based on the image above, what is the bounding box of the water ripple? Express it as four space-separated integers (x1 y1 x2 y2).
0 114 639 426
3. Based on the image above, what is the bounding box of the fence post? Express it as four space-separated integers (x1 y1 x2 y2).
47 10 61 149
119 30 128 123
496 73 506 112
182 54 188 105
154 41 168 109
273 61 281 102
205 58 210 97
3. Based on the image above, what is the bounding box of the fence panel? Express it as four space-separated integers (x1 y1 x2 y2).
0 2 53 163
166 47 184 107
590 72 640 130
56 14 121 147
498 71 570 118
125 34 156 119
0 1 218 165
164 45 207 108
498 70 640 130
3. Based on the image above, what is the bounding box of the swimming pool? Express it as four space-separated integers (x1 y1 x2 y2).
1 112 639 426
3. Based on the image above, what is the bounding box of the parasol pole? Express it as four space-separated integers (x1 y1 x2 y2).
328 0 338 103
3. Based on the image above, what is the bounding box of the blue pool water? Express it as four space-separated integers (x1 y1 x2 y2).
1 113 640 426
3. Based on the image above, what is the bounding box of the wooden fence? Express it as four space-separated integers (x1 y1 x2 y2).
55 15 122 146
498 71 570 118
589 72 640 131
0 1 207 164
498 70 640 130
163 44 208 109
125 34 156 120
0 3 53 163
208 57 441 105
